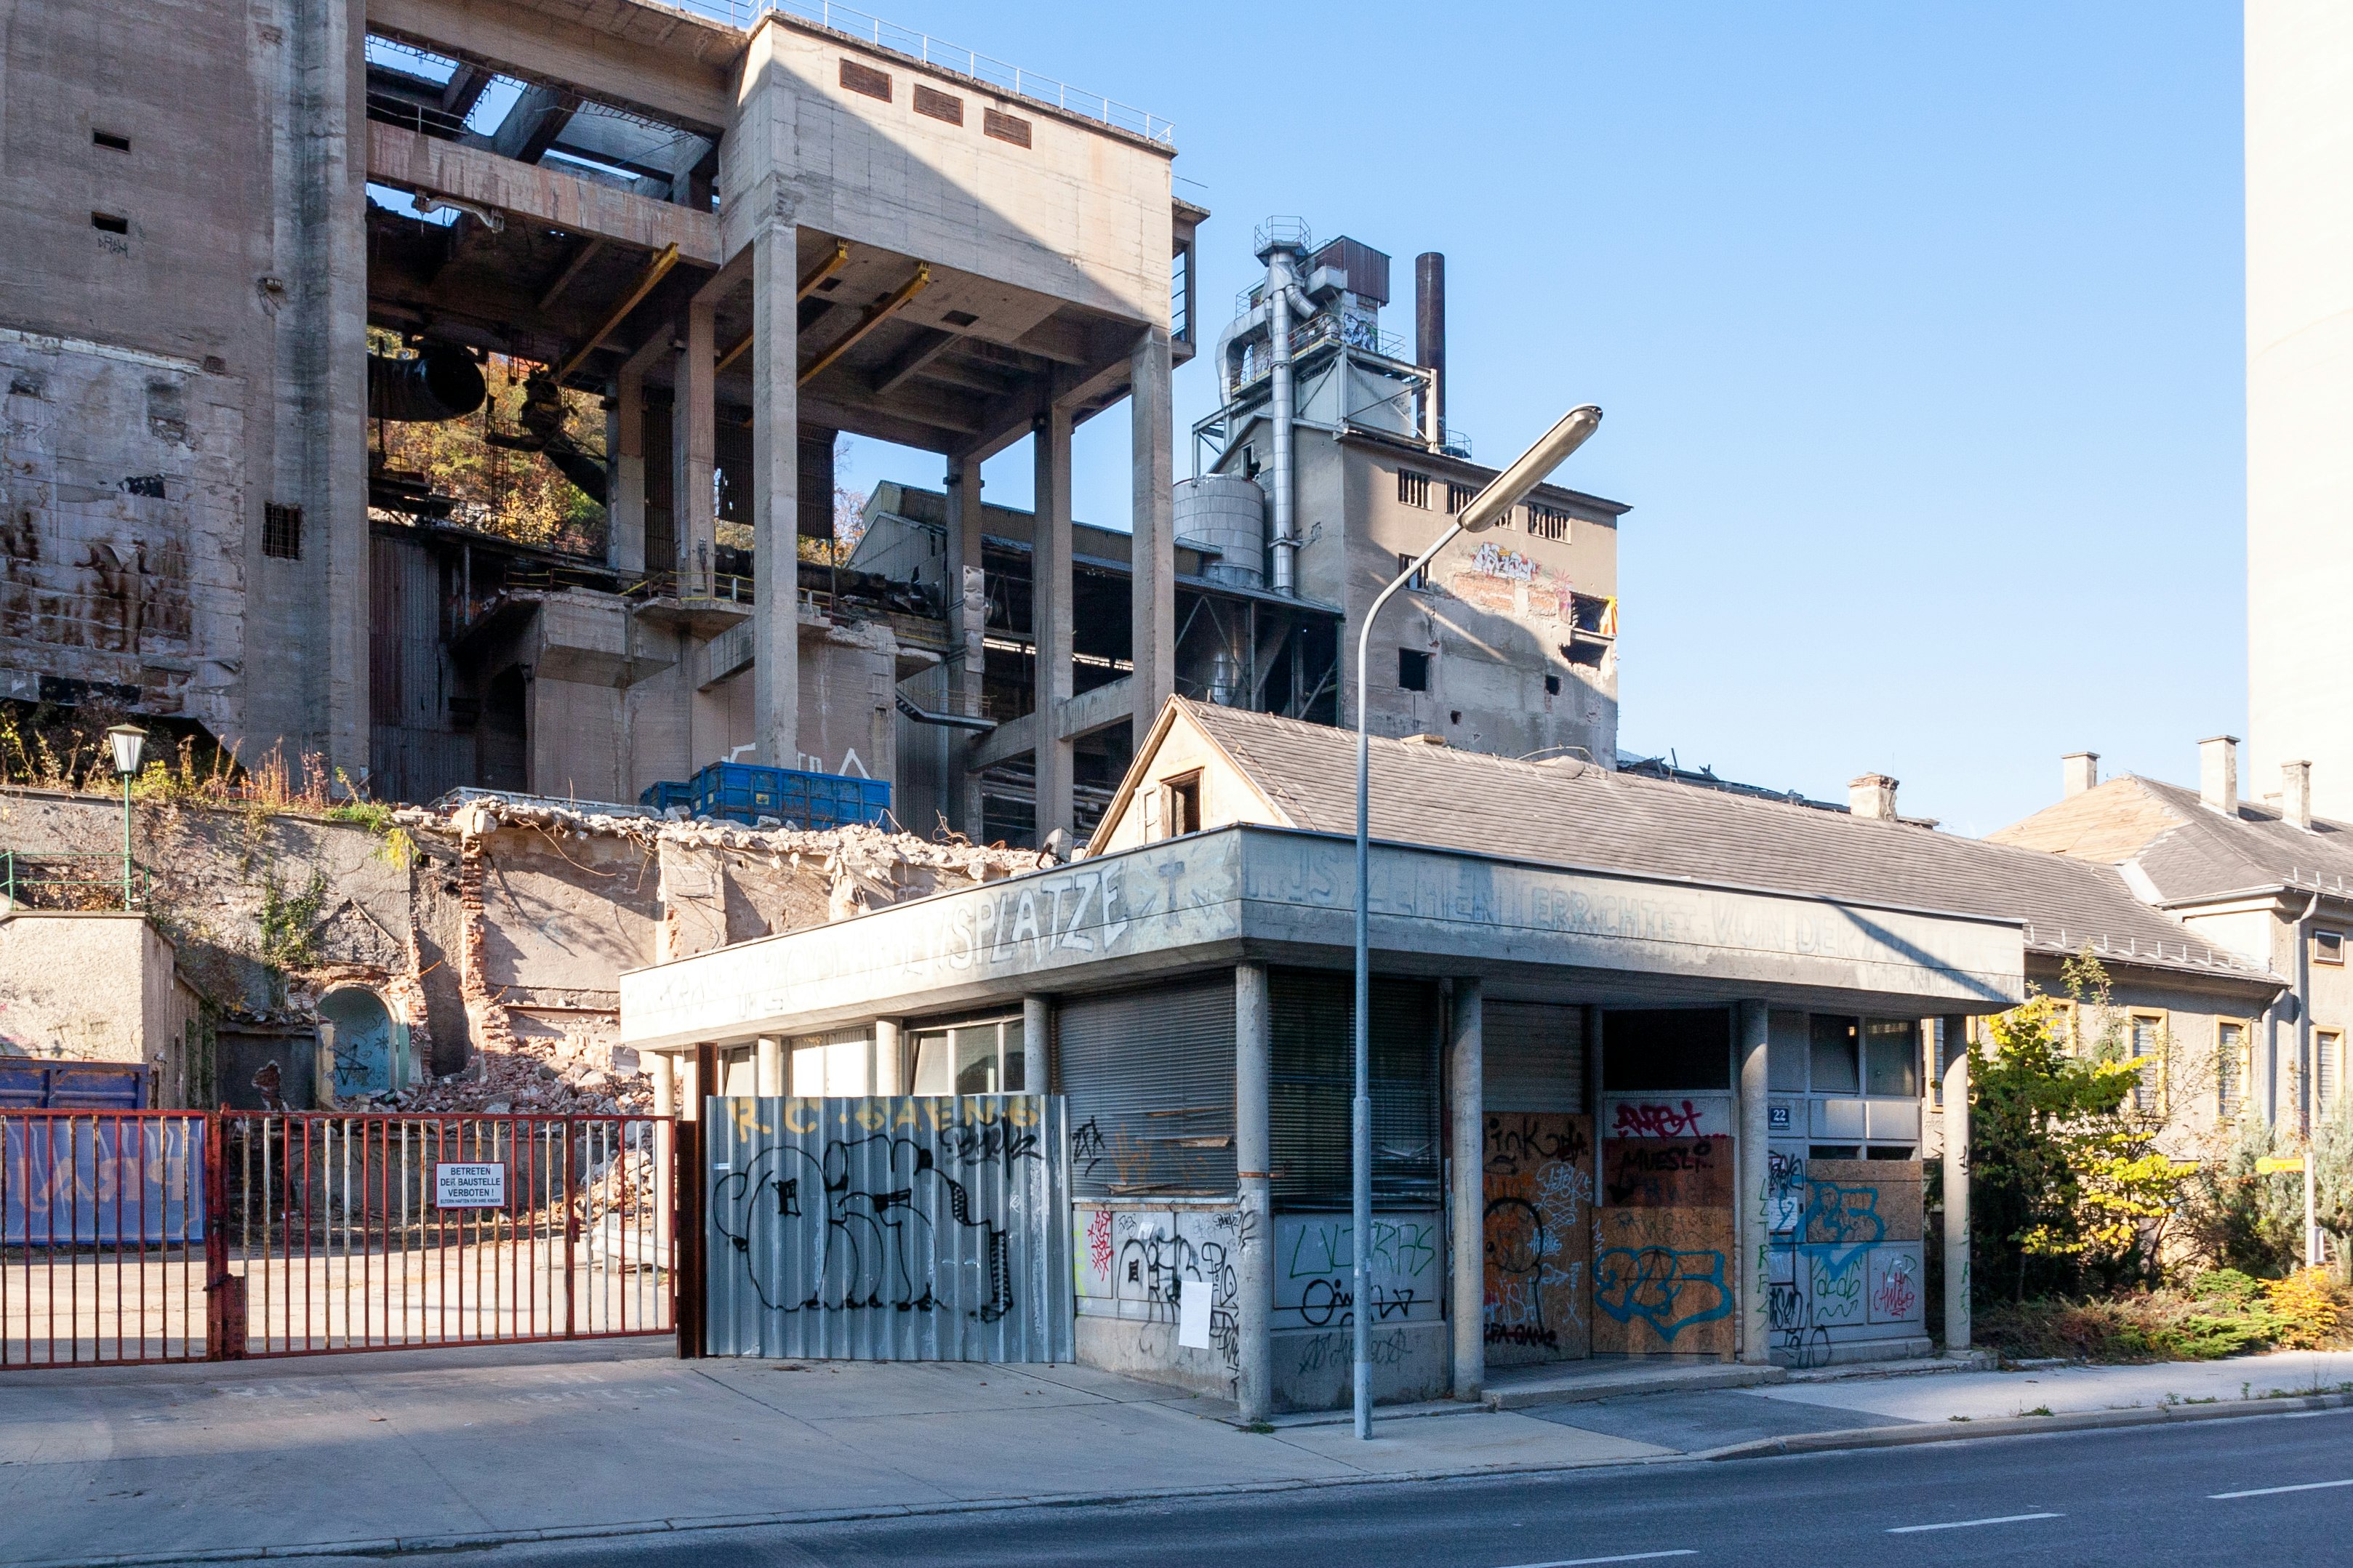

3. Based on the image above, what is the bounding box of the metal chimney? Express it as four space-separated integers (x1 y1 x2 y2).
1415 252 1446 436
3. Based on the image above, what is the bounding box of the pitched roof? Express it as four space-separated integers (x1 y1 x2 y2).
1162 701 2280 986
1991 774 2353 906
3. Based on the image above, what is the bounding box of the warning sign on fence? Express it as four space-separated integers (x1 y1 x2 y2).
435 1162 508 1208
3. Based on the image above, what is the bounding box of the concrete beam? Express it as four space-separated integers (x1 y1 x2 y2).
367 121 721 263
491 83 580 164
368 0 737 136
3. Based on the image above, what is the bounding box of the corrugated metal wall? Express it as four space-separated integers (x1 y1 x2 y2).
704 1095 1073 1362
369 531 474 803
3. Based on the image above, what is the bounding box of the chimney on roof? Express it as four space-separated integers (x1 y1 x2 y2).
2063 752 2100 797
2283 759 2314 831
2199 735 2240 816
1848 773 1899 821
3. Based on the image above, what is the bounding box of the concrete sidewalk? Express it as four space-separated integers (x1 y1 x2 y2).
7 1343 2353 1568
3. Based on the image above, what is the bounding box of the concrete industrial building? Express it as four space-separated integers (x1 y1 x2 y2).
1 0 1197 832
2247 1 2353 819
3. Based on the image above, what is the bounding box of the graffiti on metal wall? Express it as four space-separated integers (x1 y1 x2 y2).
1764 1157 1923 1368
1072 1205 1254 1390
1482 1113 1593 1362
707 1095 1069 1360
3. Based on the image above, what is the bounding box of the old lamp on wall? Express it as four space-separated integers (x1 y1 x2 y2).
105 723 147 909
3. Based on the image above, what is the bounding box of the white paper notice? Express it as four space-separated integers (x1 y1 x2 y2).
1177 1277 1214 1349
434 1162 507 1208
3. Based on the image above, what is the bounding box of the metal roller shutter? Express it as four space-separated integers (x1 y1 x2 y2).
1059 973 1236 1197
1269 969 1440 1210
1484 1002 1584 1114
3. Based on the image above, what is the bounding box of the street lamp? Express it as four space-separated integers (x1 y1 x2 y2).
105 723 146 909
1349 405 1603 1440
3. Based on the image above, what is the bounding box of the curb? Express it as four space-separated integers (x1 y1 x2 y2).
1485 1364 1786 1410
1698 1388 2353 1462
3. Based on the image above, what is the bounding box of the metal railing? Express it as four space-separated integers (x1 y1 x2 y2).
0 851 148 912
660 0 1174 142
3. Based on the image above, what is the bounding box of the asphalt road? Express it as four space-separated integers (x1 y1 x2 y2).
296 1405 2353 1568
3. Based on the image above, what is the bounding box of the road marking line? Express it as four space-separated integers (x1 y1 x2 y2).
2210 1478 2353 1499
1885 1512 2061 1534
1498 1553 1699 1567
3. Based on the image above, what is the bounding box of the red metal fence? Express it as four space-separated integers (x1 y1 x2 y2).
2 1111 678 1367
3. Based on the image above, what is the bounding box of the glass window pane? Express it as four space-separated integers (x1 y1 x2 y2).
2218 1023 2243 1119
2320 1033 2341 1111
1864 1019 1920 1098
911 1031 953 1094
1768 1010 1808 1093
1809 1015 1859 1094
953 1025 999 1094
1002 1018 1026 1093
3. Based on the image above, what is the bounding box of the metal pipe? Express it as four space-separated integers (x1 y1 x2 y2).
2297 891 2321 1265
1415 252 1446 440
1266 245 1302 595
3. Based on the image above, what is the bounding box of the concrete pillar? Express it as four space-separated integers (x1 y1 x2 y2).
1235 962 1274 1422
610 343 660 576
945 459 987 836
1129 327 1175 736
755 1035 784 1098
1736 1000 1771 1365
1031 407 1075 841
673 301 716 595
750 225 801 765
1023 994 1053 1093
652 1049 677 1233
1448 978 1484 1400
874 1018 904 1095
318 0 370 787
1942 1034 1971 1352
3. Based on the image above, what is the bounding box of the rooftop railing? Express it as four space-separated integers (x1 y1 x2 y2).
661 0 1176 143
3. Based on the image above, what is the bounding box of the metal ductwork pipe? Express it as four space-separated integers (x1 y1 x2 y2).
1264 242 1304 596
366 347 488 422
1415 252 1446 441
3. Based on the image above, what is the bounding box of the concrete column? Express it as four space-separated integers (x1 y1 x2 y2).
945 459 987 837
320 0 370 786
874 1018 904 1094
750 225 801 765
755 1035 784 1098
610 346 657 576
651 1050 676 1240
673 302 716 595
1448 978 1484 1400
1023 994 1053 1093
1942 1034 1971 1352
1031 407 1075 842
1736 1000 1771 1365
1235 962 1274 1422
1129 327 1175 736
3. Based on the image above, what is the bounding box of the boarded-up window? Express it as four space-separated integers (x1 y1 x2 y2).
1062 975 1235 1197
840 59 891 101
1270 970 1440 1209
1483 1002 1584 1114
913 84 963 124
983 108 1032 148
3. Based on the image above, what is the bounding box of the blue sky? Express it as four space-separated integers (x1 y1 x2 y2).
836 2 2245 836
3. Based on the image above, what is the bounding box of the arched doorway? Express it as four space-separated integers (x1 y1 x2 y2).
316 987 407 1104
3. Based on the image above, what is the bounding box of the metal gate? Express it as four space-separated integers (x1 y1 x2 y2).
1 1110 678 1366
705 1095 1072 1361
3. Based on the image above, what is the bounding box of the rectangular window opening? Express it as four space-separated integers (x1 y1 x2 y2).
2320 1030 2341 1112
840 58 892 101
1163 771 1201 837
2218 1021 2245 1120
262 502 303 560
93 130 131 153
1526 502 1570 542
2129 1013 2165 1114
983 108 1032 148
1395 551 1430 592
1544 674 1561 696
1397 470 1432 509
910 1016 1026 1095
2317 930 2344 965
91 212 128 235
1809 1014 1860 1095
1397 648 1430 692
913 84 963 124
1445 481 1475 515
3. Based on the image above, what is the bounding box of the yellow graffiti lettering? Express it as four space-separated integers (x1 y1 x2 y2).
894 1101 918 1129
785 1100 818 1134
855 1101 886 1131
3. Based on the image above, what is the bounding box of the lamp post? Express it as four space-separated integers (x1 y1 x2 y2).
1350 405 1603 1440
105 724 147 910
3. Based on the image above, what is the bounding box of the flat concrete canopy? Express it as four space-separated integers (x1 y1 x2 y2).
619 824 2025 1051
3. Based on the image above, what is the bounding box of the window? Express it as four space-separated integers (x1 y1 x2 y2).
1544 674 1561 696
839 58 891 101
1602 1008 1733 1090
982 108 1032 148
262 502 302 560
1526 502 1570 542
913 84 963 124
1397 648 1430 691
93 130 130 152
2046 1000 2078 1055
2128 1013 2165 1114
2320 1030 2342 1113
1163 771 1200 837
1445 481 1475 515
2218 1021 2246 1120
2317 930 2344 965
1863 1018 1920 1098
91 212 128 234
1809 1015 1860 1094
1397 470 1432 509
1395 552 1430 592
910 1016 1026 1094
787 1027 875 1096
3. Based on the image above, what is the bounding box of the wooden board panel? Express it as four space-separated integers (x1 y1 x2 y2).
1600 1137 1734 1208
1482 1113 1595 1364
1591 1205 1736 1356
1802 1159 1923 1243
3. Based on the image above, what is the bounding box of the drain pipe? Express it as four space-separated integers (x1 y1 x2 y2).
1264 238 1306 596
2297 889 2322 1266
